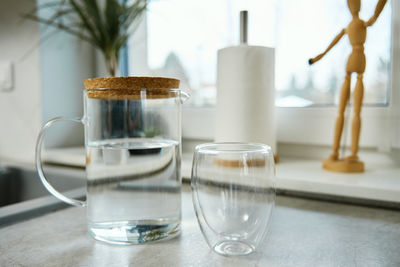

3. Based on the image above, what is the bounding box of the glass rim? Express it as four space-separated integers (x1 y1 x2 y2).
194 142 272 154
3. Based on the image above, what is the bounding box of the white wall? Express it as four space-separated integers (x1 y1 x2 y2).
0 0 96 164
0 0 42 163
38 0 95 148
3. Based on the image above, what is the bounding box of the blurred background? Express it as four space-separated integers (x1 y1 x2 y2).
0 0 398 164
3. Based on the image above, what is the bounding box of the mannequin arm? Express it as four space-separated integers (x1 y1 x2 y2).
309 29 345 65
365 0 388 27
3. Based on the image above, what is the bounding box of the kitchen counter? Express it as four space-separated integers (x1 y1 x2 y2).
1 186 400 267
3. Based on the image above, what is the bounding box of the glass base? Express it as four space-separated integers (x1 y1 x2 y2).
213 240 255 256
88 220 180 245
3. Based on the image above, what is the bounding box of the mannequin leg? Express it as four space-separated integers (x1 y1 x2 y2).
347 73 364 161
330 74 351 160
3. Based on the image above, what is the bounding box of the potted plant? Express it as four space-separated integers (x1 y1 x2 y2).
24 0 147 77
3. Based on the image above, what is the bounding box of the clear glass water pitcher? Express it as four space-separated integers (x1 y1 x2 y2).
36 77 189 245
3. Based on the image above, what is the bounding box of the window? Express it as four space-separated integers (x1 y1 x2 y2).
275 0 391 107
131 0 391 107
128 0 399 151
129 0 277 106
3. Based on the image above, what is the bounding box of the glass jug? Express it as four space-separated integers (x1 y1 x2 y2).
36 77 189 245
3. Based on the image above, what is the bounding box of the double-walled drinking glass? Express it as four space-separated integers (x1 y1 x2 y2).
191 143 276 256
36 77 189 245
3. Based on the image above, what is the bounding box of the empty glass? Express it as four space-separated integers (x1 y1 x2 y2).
191 143 276 256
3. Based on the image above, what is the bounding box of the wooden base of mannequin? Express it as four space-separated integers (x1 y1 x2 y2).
274 154 279 164
322 159 364 173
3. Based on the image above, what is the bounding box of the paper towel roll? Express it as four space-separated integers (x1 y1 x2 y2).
215 45 276 153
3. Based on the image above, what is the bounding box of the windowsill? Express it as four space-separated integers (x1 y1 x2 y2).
182 153 400 206
28 147 400 208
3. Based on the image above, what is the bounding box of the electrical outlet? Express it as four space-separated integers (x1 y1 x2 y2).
0 61 14 91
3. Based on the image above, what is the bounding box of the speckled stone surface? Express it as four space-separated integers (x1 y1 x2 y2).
1 186 400 267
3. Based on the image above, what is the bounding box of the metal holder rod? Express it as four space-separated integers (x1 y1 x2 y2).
240 10 248 44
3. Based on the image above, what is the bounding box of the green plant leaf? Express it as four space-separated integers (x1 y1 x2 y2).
22 0 149 77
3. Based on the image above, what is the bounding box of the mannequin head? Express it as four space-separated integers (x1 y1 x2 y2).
347 0 361 17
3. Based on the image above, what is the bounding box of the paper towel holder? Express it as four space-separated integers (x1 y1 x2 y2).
216 10 278 163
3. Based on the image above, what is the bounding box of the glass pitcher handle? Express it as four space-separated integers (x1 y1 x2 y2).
35 117 86 207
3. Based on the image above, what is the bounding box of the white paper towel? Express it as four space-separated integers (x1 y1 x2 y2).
215 45 276 153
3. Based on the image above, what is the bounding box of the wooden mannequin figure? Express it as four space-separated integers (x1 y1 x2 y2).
309 0 387 173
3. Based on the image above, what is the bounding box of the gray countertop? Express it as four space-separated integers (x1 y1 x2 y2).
1 186 400 267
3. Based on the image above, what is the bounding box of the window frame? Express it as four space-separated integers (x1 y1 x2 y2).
129 0 400 151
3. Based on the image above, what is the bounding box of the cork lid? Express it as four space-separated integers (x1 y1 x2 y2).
84 76 180 100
